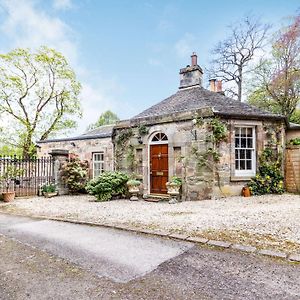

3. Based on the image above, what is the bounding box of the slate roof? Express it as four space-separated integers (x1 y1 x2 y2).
132 86 284 121
37 124 114 143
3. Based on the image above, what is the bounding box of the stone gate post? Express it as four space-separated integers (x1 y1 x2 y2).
50 149 69 195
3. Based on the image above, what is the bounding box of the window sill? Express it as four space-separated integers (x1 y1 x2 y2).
230 176 253 182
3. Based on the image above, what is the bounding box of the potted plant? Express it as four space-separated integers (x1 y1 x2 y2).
166 176 182 204
41 183 58 198
126 179 141 201
0 166 23 202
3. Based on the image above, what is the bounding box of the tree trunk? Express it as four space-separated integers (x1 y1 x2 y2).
22 133 33 159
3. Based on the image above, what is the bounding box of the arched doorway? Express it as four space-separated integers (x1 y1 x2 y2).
149 132 168 194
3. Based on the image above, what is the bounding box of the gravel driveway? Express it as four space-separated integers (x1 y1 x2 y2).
1 194 300 252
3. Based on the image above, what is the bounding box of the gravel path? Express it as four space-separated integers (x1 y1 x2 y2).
1 194 300 252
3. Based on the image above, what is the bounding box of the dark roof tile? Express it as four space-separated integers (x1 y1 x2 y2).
132 87 283 120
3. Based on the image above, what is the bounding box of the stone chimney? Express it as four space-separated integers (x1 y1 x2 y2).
216 80 223 93
179 52 203 89
209 79 216 92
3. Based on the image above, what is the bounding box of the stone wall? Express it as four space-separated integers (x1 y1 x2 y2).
114 116 286 200
37 137 114 178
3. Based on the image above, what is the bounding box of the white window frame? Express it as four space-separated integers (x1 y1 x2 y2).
93 152 104 178
234 126 256 177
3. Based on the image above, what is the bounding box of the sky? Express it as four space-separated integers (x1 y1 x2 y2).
0 0 299 136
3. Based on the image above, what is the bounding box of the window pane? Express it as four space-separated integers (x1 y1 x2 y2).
247 138 253 148
247 128 253 137
235 138 240 148
240 160 245 170
235 160 239 169
246 150 251 159
240 149 245 159
235 149 239 159
241 128 246 137
241 138 247 148
235 128 240 137
246 160 252 170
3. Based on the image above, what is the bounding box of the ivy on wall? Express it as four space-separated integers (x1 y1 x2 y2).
114 128 134 170
192 117 227 172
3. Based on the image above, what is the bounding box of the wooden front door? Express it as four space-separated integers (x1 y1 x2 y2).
150 144 168 194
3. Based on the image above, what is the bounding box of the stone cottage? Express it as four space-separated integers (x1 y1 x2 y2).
38 53 296 200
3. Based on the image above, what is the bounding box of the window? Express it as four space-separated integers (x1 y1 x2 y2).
93 152 104 178
234 127 256 177
151 132 168 143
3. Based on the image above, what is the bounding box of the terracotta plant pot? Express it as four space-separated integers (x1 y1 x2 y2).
2 191 16 202
242 186 251 197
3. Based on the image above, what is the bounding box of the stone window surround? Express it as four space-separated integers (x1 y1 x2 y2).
230 120 262 182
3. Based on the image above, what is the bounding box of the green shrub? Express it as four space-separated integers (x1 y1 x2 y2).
86 171 129 201
41 183 56 193
289 137 300 145
126 179 141 186
61 158 89 193
170 176 182 185
248 148 284 195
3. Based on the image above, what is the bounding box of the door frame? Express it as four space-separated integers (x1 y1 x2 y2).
148 132 168 195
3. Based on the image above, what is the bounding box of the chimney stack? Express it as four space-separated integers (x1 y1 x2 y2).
209 79 216 92
179 52 203 89
191 52 197 66
216 80 223 93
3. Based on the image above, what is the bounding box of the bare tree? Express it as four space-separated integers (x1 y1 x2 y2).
208 15 270 101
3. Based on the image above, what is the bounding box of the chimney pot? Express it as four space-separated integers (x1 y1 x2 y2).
216 80 222 92
191 52 197 66
209 79 216 92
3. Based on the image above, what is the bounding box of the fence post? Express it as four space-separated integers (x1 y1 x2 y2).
49 149 69 195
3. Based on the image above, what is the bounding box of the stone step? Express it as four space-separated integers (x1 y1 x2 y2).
143 194 169 202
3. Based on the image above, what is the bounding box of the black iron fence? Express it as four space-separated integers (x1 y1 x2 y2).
0 156 54 197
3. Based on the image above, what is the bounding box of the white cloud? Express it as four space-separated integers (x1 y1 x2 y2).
53 0 73 10
0 0 122 136
175 33 197 58
0 0 77 62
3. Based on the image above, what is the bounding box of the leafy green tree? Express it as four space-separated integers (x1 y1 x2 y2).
87 110 119 131
290 109 300 124
0 46 82 158
248 15 300 120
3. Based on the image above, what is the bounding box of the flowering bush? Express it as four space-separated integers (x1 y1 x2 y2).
61 158 89 193
248 148 284 195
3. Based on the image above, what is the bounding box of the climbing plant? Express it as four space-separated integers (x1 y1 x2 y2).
126 144 136 172
137 124 149 136
192 117 227 171
248 148 284 195
114 128 134 170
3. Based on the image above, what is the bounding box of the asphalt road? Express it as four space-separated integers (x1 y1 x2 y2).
0 213 299 300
